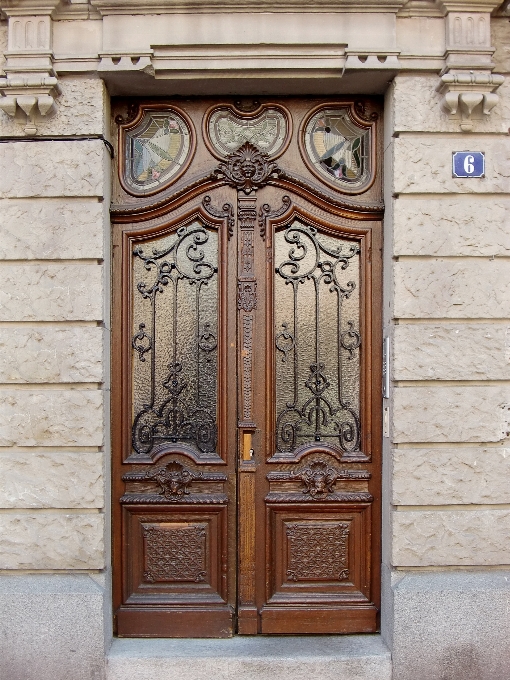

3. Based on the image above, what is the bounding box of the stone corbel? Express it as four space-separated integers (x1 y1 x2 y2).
0 6 62 135
0 75 61 134
97 52 155 76
437 71 504 131
436 3 504 132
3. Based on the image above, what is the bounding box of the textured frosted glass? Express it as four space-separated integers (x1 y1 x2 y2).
131 221 218 456
274 220 360 454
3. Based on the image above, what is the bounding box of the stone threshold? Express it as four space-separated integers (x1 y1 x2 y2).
107 634 392 680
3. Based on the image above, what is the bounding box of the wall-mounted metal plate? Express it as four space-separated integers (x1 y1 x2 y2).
452 151 485 178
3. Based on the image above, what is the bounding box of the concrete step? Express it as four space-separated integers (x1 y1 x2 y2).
107 634 392 680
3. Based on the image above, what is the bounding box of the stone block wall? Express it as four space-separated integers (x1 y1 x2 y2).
384 60 510 680
0 77 110 680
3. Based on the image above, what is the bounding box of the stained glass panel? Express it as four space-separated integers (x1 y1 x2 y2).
274 220 361 454
124 111 192 194
131 221 219 457
207 106 288 158
303 108 371 191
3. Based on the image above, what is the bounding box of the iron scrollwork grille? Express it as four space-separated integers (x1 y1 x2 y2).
131 221 219 457
274 220 361 454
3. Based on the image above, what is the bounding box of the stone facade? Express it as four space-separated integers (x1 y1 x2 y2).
0 1 509 679
382 7 510 676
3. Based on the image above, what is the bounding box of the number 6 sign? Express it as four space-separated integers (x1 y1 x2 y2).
452 151 485 178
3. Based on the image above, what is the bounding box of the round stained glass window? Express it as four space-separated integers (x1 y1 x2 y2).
302 107 372 193
123 108 193 195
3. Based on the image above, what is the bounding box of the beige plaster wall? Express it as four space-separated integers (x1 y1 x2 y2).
0 78 109 573
388 69 510 569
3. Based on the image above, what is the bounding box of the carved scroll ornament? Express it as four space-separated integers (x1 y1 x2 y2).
267 458 372 501
122 460 227 503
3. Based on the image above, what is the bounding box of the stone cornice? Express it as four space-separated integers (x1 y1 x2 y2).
0 0 61 16
397 1 444 17
438 0 502 11
89 0 409 14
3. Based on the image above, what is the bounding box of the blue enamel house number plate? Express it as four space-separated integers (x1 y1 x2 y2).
452 151 485 178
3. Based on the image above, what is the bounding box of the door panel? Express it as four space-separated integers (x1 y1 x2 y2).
254 196 380 634
111 98 382 638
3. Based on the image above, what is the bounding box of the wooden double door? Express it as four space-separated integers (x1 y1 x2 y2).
112 98 383 637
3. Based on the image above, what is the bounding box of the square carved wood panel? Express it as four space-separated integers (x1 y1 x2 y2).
266 503 372 604
122 504 227 605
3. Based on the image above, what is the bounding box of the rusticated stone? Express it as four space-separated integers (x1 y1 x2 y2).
392 386 510 443
0 264 103 321
393 324 510 380
492 18 510 72
392 448 510 505
0 327 103 383
394 260 510 319
0 78 107 137
393 197 510 256
392 74 510 134
0 23 6 73
0 512 104 569
392 508 510 566
0 140 106 198
0 452 104 509
0 389 103 447
393 136 510 194
0 198 104 260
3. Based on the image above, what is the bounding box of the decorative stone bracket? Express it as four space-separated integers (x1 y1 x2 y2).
0 10 62 135
436 5 505 132
0 74 61 134
436 71 504 131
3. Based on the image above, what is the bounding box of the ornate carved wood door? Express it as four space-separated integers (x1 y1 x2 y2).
111 99 383 637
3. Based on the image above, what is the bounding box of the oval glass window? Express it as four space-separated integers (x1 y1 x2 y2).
301 106 374 193
121 107 194 196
